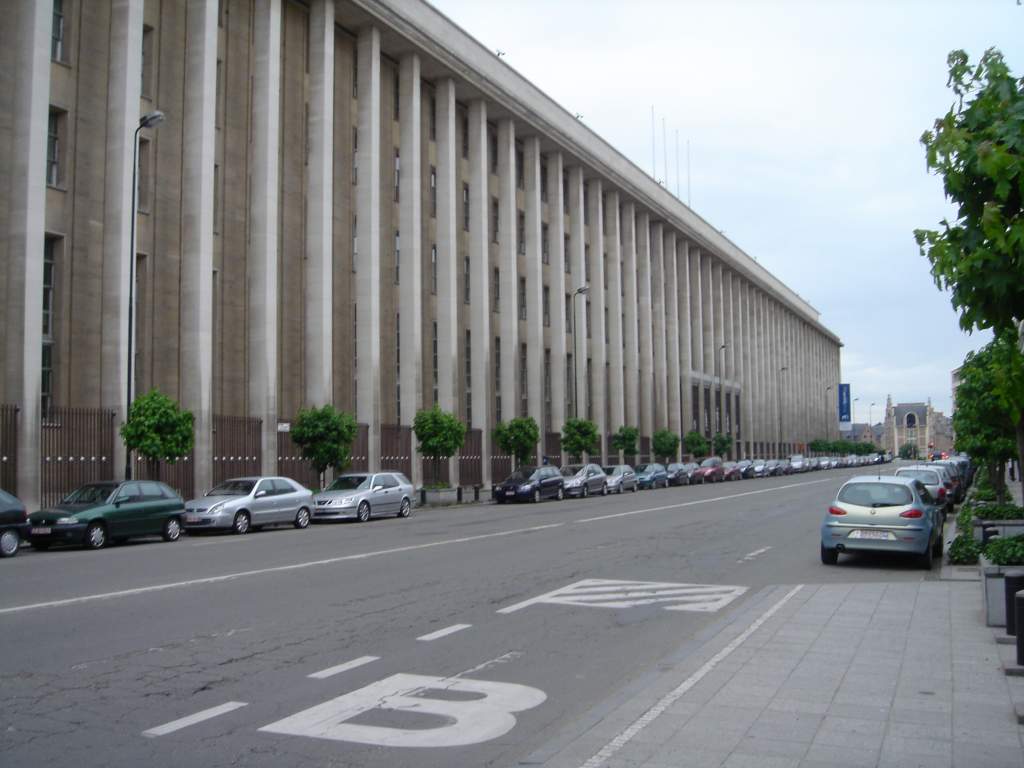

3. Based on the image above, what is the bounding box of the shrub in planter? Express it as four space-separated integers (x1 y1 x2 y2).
970 503 1024 520
956 506 974 532
984 535 1024 567
947 533 981 565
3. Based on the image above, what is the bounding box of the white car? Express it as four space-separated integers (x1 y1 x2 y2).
184 476 314 534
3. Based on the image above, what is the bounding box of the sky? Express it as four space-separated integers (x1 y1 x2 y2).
429 0 1022 423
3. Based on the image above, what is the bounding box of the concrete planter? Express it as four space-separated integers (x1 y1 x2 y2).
421 487 460 506
981 555 1017 627
973 518 1024 543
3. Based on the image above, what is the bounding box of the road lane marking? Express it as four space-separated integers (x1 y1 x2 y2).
738 546 772 563
498 579 747 614
308 655 379 680
142 701 248 738
577 584 805 768
416 623 472 642
574 478 833 522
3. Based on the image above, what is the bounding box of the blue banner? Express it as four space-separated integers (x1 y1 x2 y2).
838 383 851 429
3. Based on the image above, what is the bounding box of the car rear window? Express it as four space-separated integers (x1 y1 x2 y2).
897 469 940 485
838 482 913 508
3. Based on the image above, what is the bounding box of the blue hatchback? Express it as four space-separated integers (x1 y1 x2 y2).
634 463 669 489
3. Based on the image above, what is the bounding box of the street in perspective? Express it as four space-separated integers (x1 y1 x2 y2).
2 1 1024 767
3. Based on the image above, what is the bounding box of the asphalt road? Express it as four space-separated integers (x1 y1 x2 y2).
0 465 934 767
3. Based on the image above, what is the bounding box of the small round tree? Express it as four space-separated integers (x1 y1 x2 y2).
684 430 709 459
652 429 680 463
291 405 359 490
562 418 599 462
120 390 194 479
493 416 540 467
413 406 466 488
609 425 639 458
898 442 919 461
712 432 732 458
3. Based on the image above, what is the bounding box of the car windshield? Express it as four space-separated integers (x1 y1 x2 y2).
560 465 583 477
62 484 116 504
838 482 914 508
683 463 698 470
667 464 682 471
505 469 532 483
898 469 940 485
603 466 620 476
635 464 650 473
724 462 736 469
206 480 256 496
326 475 372 491
700 458 717 468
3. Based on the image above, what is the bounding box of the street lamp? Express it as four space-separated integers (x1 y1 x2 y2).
569 285 589 420
853 397 860 425
124 110 165 480
824 385 832 450
869 402 876 433
777 366 788 458
718 344 727 453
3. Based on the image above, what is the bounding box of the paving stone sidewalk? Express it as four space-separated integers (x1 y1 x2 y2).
536 581 1024 768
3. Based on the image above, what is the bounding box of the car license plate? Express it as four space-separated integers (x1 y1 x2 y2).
506 490 516 497
185 514 199 523
852 529 891 540
31 527 51 535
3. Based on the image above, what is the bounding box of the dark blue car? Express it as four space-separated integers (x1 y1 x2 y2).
634 463 669 489
493 466 565 503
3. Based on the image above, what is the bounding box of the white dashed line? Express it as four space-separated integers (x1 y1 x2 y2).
142 701 248 738
417 623 472 642
307 655 379 680
738 546 772 563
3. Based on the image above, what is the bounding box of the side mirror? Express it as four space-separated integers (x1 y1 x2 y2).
255 490 267 498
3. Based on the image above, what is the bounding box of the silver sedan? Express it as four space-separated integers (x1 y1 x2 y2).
313 471 415 522
183 477 314 534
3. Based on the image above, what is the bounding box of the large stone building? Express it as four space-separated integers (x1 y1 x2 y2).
1 0 842 509
882 397 954 456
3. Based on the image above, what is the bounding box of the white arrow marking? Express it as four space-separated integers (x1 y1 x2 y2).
497 579 747 614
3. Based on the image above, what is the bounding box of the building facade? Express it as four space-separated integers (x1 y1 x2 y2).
882 397 954 457
1 0 842 509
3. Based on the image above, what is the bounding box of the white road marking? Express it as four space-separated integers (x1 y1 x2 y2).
308 655 379 680
576 585 804 768
738 546 772 563
498 579 746 614
455 650 523 677
574 478 832 523
142 701 248 738
259 673 546 748
416 623 472 642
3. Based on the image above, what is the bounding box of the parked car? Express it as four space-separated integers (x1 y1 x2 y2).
0 489 30 558
895 465 953 520
722 461 744 481
634 463 669 489
560 463 608 497
29 480 184 550
493 466 564 503
778 459 794 475
311 472 412 521
679 462 701 482
185 476 315 532
789 454 807 473
930 460 965 503
691 457 725 484
736 459 755 479
603 464 638 494
820 475 943 569
666 463 691 486
750 458 771 477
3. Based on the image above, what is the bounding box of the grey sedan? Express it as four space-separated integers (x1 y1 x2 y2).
603 465 638 494
183 477 314 534
313 471 414 522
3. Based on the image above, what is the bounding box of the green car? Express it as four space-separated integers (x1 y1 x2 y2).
28 480 185 551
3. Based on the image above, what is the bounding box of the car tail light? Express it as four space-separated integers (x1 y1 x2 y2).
828 506 846 516
900 508 923 518
938 487 946 500
944 481 952 489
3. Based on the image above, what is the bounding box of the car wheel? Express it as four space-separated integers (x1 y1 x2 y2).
357 501 371 523
601 483 608 496
0 529 20 558
161 516 182 542
932 533 943 558
294 507 311 529
533 489 541 503
556 487 564 501
617 484 623 494
85 522 107 550
820 543 838 565
583 485 589 498
920 539 934 570
232 511 251 535
632 483 638 492
398 498 412 518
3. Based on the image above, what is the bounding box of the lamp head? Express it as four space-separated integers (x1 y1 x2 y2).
139 110 165 129
574 285 589 295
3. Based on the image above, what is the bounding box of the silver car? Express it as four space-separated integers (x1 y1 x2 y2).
603 465 637 494
895 464 953 519
183 476 314 534
313 471 414 522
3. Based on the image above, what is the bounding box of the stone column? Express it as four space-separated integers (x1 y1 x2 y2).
398 52 422 484
355 25 381 470
181 0 217 494
435 78 459 484
740 281 752 456
679 241 693 436
689 248 704 435
700 253 714 436
713 262 725 439
587 179 606 462
467 100 491 484
724 270 734 453
546 153 567 454
665 231 681 454
304 0 333 410
5 0 51 510
636 212 654 442
622 204 640 434
567 166 586 423
524 137 543 463
650 222 667 432
101 0 144 479
605 191 625 452
497 119 517 430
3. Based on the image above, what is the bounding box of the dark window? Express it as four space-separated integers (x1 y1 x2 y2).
429 166 437 217
47 110 62 186
544 349 552 429
52 0 65 62
489 130 497 173
518 277 527 321
430 244 437 294
564 235 571 273
517 212 525 255
465 330 472 422
429 95 436 140
516 148 524 189
494 336 502 422
543 286 550 327
519 343 528 416
463 184 470 231
540 162 548 202
352 127 358 186
393 71 400 119
394 149 400 202
492 267 500 312
141 25 154 98
463 256 470 304
541 223 550 263
491 197 499 242
432 322 439 405
461 114 468 158
394 230 400 284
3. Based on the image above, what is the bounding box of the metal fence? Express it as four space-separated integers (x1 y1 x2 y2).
490 453 513 484
544 432 561 466
212 414 262 485
0 404 17 494
40 406 115 508
277 426 320 490
459 428 482 487
380 424 412 479
422 454 450 487
135 453 195 500
349 424 369 472
639 436 651 465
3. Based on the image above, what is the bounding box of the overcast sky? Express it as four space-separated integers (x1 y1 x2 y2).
430 0 1022 424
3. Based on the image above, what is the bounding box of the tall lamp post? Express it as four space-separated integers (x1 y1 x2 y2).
124 110 166 480
718 343 727 452
853 397 860 426
569 285 589 420
869 402 876 445
823 385 832 450
777 365 787 458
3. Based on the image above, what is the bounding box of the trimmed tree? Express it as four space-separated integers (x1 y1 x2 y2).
413 406 466 488
898 442 919 461
291 405 359 490
712 432 732 458
562 418 600 462
493 416 540 467
609 425 639 458
652 429 680 463
684 430 709 459
121 390 195 480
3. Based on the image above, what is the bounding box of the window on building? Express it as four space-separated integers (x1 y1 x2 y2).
562 170 569 213
429 166 437 217
429 95 436 141
393 71 400 119
492 267 500 312
564 235 571 273
465 330 472 422
586 300 591 338
692 384 700 432
352 214 358 271
566 353 574 417
541 223 550 263
396 313 401 416
565 293 571 326
51 0 66 62
463 255 470 304
432 322 439 405
586 358 593 420
394 149 400 202
137 138 152 213
42 237 58 417
544 349 552 429
41 342 53 420
216 59 223 129
352 127 358 186
141 25 155 98
461 113 468 158
519 343 528 416
394 230 400 284
540 162 548 202
517 212 525 255
491 197 499 243
604 308 608 345
543 286 550 327
430 244 437 294
353 305 358 369
516 148 524 189
46 109 64 187
213 163 220 234
583 190 589 224
518 277 527 321
494 336 502 422
489 130 497 173
584 244 590 279
463 183 470 231
353 54 358 99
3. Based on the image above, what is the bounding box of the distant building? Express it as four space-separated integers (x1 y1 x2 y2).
845 423 877 445
882 396 954 456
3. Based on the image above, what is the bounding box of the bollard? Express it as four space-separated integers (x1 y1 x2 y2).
420 488 427 507
1017 591 1024 666
983 526 1001 546
1005 571 1024 636
456 486 463 503
474 485 480 502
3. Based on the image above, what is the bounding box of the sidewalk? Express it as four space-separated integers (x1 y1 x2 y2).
534 581 1024 768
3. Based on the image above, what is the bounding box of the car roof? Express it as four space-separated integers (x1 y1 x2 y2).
899 465 941 473
845 474 917 486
